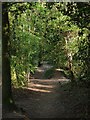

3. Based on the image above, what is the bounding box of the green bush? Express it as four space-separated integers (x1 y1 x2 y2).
43 67 54 79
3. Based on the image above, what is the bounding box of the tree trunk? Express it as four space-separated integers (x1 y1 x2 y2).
68 53 75 82
38 45 43 67
14 67 20 85
2 3 15 110
65 37 75 83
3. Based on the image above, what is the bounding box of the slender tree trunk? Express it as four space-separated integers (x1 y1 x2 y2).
14 67 20 85
65 37 75 83
38 45 42 67
2 3 15 110
68 53 75 81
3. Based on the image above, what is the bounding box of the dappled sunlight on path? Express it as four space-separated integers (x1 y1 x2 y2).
13 64 88 118
27 78 69 94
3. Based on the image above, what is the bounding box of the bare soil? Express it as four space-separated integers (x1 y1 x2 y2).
12 64 89 119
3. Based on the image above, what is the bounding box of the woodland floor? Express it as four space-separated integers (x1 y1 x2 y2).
12 64 89 119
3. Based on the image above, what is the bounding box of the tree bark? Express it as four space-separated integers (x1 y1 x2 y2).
38 45 43 67
65 37 75 83
2 3 15 110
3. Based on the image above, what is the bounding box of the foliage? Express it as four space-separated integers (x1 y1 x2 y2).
7 2 90 87
75 28 90 81
43 67 55 79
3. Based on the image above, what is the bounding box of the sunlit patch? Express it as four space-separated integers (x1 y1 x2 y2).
30 79 70 84
27 87 51 93
9 98 13 103
37 69 44 72
56 68 61 71
29 83 54 88
58 79 70 82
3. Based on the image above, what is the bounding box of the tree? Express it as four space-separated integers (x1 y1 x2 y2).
2 3 15 110
64 2 90 82
6 2 90 88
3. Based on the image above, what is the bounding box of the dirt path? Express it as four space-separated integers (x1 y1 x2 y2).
13 64 88 119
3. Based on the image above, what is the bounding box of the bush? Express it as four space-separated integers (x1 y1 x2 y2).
43 67 54 79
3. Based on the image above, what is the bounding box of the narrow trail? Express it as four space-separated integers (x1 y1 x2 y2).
13 64 88 118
